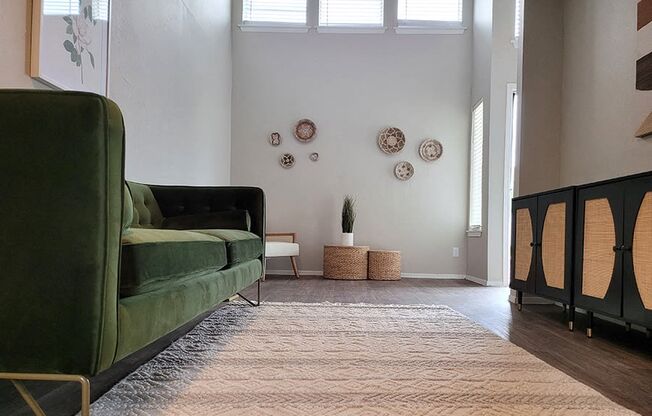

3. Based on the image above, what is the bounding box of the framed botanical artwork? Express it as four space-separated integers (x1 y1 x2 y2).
30 0 111 95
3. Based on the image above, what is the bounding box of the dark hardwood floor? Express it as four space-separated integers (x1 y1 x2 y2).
2 276 651 415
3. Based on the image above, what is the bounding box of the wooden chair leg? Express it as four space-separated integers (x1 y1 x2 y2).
290 256 300 279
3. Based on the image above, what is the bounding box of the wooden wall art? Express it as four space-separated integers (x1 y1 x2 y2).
378 127 405 154
280 153 295 168
394 161 414 181
419 139 443 161
637 0 652 90
269 132 282 146
294 119 317 142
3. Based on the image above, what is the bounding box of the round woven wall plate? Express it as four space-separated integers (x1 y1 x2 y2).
294 119 317 142
394 161 414 181
280 153 295 168
269 132 282 146
309 152 319 161
378 127 406 154
419 139 443 161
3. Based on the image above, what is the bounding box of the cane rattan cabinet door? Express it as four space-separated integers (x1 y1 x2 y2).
535 190 574 303
574 183 624 317
510 197 537 293
623 176 652 327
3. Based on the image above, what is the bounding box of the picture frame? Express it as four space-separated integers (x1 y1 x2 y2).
30 0 111 96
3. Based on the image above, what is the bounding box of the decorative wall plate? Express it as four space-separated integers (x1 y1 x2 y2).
378 127 406 154
280 153 295 168
309 152 319 161
419 139 443 161
394 161 414 181
269 132 282 146
294 119 317 142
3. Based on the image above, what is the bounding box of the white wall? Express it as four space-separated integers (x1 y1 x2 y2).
467 0 517 284
560 0 652 185
0 1 48 88
517 0 563 196
110 0 232 185
0 0 233 186
231 7 473 275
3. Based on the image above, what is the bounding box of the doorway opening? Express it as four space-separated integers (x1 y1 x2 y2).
502 83 518 285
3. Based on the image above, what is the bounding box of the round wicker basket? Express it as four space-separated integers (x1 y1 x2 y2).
323 245 369 280
368 250 401 281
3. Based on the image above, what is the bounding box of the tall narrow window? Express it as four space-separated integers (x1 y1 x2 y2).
43 0 79 15
397 0 463 25
92 0 109 21
468 101 484 233
242 0 307 25
319 0 384 27
514 0 522 39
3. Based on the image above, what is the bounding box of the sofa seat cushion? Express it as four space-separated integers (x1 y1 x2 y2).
120 229 227 297
265 241 299 257
190 229 263 264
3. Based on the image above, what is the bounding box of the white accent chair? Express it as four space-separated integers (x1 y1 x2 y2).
265 232 300 279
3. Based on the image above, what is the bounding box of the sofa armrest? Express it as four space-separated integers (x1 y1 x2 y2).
148 185 266 258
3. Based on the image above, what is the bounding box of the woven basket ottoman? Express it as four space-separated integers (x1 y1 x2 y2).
368 250 401 280
323 245 369 280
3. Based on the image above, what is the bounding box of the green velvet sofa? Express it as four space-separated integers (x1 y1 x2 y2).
0 90 265 407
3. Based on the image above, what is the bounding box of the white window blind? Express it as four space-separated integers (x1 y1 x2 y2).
242 0 307 24
43 0 79 15
469 101 484 231
92 0 109 21
319 0 384 27
514 0 521 39
397 0 463 23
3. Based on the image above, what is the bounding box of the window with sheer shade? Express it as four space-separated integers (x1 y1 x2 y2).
43 0 79 15
242 0 307 24
514 0 522 39
468 101 484 232
397 0 463 24
319 0 384 27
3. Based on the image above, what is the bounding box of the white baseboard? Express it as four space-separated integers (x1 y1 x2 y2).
266 270 468 280
464 275 506 287
401 273 466 279
266 269 323 276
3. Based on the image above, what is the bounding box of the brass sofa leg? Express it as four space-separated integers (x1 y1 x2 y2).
0 373 90 416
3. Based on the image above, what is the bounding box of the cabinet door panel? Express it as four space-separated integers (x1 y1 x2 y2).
535 190 574 303
623 176 652 327
574 184 623 317
510 197 537 293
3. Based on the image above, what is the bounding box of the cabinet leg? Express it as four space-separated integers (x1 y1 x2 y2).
586 311 594 338
625 322 631 333
517 291 523 311
647 329 651 340
568 306 575 331
562 303 567 312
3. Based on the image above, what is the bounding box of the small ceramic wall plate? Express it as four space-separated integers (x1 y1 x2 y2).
378 127 406 154
419 139 443 161
294 119 317 142
394 161 414 181
280 153 295 168
309 152 319 161
269 132 282 146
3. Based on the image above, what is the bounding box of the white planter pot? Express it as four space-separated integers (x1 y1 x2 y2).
341 233 354 246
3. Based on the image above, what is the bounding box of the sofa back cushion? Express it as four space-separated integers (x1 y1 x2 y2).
123 184 134 232
127 182 164 228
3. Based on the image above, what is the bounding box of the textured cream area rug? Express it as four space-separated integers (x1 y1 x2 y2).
90 303 637 415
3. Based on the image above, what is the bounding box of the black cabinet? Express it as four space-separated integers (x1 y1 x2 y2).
623 176 652 329
574 183 624 323
515 171 652 338
510 189 574 326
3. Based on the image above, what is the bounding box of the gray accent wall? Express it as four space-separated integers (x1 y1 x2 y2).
230 4 474 275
